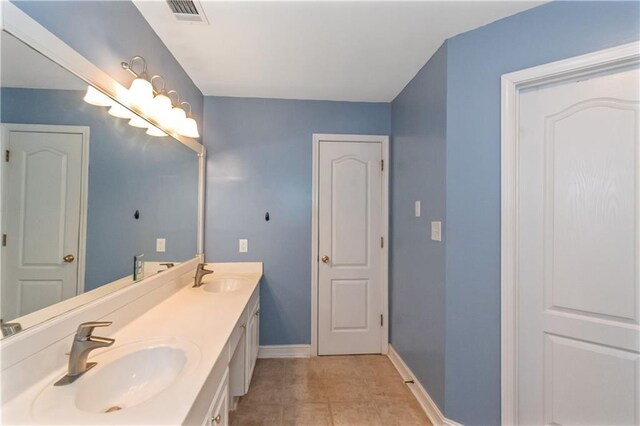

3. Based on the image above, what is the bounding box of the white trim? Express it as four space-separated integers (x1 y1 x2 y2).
387 345 462 426
310 133 390 357
258 344 311 359
0 123 90 297
197 146 206 259
500 41 640 426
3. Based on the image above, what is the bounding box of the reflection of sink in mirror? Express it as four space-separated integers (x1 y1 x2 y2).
201 276 251 293
31 339 200 420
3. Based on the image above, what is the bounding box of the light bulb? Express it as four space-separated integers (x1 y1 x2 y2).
170 106 187 132
108 102 132 119
179 117 200 138
150 93 172 123
83 86 112 107
128 115 150 128
129 76 153 108
146 125 167 137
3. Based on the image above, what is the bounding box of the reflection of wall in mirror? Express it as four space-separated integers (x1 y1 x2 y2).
1 88 198 291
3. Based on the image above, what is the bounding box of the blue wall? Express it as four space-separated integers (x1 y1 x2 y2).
390 43 447 410
203 96 390 345
11 0 204 128
444 2 639 424
2 88 198 291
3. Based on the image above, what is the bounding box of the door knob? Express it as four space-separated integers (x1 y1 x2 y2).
63 254 75 263
321 255 330 264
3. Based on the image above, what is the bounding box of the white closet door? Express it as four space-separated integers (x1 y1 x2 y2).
517 65 640 425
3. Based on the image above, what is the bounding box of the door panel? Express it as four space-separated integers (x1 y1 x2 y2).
318 140 382 355
2 128 83 319
517 65 639 425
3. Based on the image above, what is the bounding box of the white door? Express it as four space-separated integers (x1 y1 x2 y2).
318 140 383 355
2 125 85 320
516 65 640 424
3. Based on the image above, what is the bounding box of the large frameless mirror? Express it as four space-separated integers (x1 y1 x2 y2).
0 31 201 337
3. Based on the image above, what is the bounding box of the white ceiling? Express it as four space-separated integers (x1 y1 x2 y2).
134 1 544 102
1 32 86 91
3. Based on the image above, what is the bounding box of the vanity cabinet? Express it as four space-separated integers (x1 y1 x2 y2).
204 370 229 426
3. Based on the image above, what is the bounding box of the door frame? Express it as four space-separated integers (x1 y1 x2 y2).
1 123 90 297
310 133 389 357
500 41 639 425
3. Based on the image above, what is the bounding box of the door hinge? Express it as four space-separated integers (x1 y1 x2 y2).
381 237 384 248
5 150 9 162
2 234 6 247
381 159 384 171
380 314 384 326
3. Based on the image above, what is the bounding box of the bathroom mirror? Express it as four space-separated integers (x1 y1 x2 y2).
0 31 200 337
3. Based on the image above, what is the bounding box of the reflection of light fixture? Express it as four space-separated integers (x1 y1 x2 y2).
179 102 200 138
83 86 112 107
146 125 167 137
121 56 153 108
128 115 149 128
108 102 132 119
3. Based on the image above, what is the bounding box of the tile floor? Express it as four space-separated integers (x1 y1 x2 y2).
229 355 432 426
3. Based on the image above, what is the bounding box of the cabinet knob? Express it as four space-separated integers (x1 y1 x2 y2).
241 323 246 329
321 255 329 264
63 254 75 263
255 310 260 317
212 414 221 424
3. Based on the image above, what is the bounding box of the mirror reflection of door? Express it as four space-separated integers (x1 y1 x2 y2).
1 124 88 319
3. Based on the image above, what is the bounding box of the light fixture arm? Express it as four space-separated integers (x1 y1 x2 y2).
167 90 181 107
150 75 166 95
121 56 148 78
180 102 193 117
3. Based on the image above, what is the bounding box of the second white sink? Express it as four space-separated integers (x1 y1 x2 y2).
201 276 251 293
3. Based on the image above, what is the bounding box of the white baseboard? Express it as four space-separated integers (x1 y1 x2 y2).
258 344 311 358
387 345 462 426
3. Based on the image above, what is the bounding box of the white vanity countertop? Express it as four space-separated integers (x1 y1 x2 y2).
2 262 262 425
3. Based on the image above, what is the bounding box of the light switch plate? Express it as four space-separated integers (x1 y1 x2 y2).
239 239 248 253
156 238 166 253
431 221 442 242
133 253 144 281
415 201 421 217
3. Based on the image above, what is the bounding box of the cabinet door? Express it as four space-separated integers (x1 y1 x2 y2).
244 312 257 392
205 370 229 426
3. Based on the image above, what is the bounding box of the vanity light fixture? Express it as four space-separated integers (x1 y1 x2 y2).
179 102 200 138
83 56 200 139
83 86 112 107
122 56 153 108
149 75 173 123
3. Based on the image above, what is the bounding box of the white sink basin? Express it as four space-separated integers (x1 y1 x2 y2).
201 276 250 293
75 346 186 413
31 338 200 422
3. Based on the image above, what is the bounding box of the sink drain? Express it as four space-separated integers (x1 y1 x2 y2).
105 406 122 413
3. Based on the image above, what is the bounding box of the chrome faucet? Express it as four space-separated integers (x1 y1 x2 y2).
193 263 214 287
54 321 115 386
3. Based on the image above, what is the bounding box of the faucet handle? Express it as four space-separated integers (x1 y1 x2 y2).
75 321 112 339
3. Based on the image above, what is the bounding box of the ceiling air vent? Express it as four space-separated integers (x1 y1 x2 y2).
166 0 209 25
